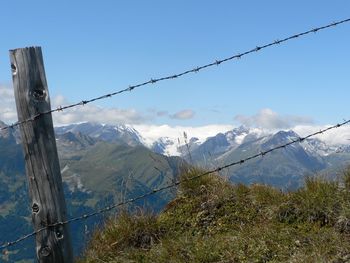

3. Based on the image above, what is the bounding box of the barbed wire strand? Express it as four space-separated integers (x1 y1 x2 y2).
1 18 349 132
1 118 349 250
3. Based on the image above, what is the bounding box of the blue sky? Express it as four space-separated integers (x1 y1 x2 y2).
0 1 349 131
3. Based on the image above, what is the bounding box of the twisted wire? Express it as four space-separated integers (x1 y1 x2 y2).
1 18 349 131
1 118 349 250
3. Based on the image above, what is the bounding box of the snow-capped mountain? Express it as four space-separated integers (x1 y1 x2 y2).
151 136 202 156
2 119 350 189
146 126 258 157
303 138 341 156
55 122 145 147
30 121 350 188
53 122 349 163
183 126 266 162
151 137 178 155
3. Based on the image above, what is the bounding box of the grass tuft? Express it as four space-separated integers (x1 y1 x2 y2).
78 168 350 263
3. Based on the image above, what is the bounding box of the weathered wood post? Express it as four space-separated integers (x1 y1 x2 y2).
9 47 73 263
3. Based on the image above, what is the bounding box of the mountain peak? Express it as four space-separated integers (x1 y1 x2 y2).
55 122 144 147
274 130 300 139
261 130 300 149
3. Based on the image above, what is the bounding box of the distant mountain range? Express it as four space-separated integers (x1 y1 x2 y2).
177 127 349 189
57 122 350 190
1 120 349 262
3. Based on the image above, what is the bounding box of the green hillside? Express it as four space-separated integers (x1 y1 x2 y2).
60 141 183 210
0 137 184 262
79 169 350 263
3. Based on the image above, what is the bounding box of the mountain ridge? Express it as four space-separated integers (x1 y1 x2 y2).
52 121 350 189
53 122 347 157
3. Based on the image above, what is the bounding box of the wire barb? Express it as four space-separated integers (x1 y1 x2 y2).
1 18 349 132
1 118 349 250
1 17 350 250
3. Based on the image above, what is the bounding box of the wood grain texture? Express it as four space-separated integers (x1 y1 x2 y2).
10 47 73 263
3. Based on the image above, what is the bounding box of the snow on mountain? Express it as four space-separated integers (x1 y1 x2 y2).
257 129 344 157
151 137 178 156
225 127 248 145
52 122 350 164
260 130 300 149
55 122 145 147
2 119 350 190
185 126 268 162
148 126 257 157
303 138 340 156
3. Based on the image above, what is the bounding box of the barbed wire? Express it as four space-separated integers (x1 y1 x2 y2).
1 118 349 250
1 17 349 132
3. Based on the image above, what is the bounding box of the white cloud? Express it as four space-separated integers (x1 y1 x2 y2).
1 92 348 147
294 124 350 145
52 94 69 106
50 96 198 125
51 95 147 126
134 124 234 146
232 108 350 145
0 89 146 126
169 109 195 120
0 87 197 126
0 84 17 123
235 108 313 130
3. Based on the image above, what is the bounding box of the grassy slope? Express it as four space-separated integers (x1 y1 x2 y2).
62 142 182 194
78 169 350 263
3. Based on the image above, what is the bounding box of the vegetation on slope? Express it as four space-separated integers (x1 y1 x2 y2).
78 169 350 263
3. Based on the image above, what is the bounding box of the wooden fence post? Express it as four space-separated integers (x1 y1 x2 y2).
9 47 73 263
